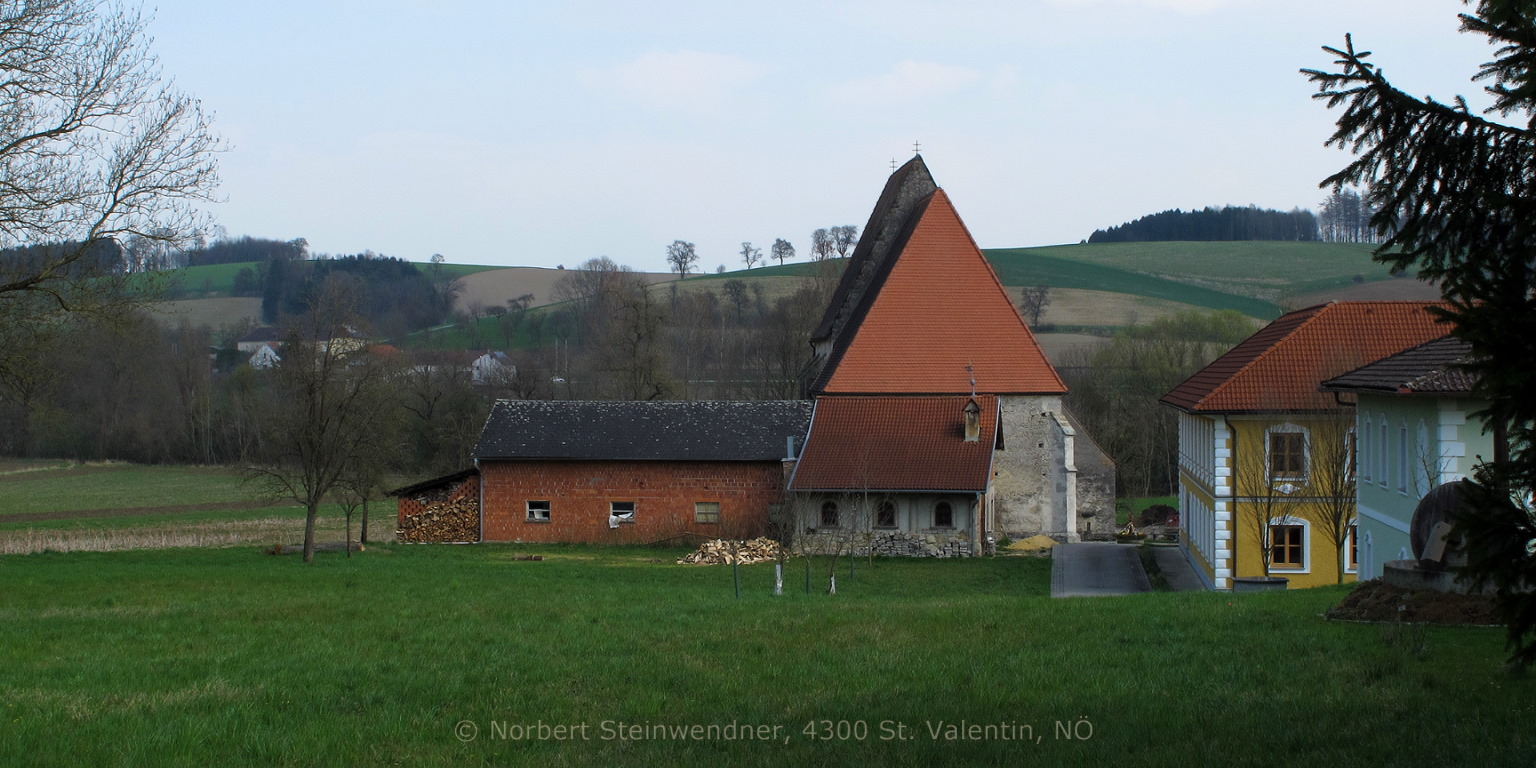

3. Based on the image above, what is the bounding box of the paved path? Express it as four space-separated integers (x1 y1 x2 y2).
1051 542 1150 597
1150 544 1208 592
1051 542 1208 596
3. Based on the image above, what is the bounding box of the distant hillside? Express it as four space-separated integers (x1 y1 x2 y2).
982 246 1282 319
152 241 1437 348
991 241 1412 303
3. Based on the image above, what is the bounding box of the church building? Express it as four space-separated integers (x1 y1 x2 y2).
788 156 1115 556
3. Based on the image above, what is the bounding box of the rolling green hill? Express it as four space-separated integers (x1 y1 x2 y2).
998 241 1396 302
160 242 1431 344
982 247 1282 320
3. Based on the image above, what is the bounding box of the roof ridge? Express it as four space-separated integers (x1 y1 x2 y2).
929 189 1066 393
1197 303 1329 409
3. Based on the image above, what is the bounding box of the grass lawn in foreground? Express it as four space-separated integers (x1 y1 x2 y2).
0 545 1530 767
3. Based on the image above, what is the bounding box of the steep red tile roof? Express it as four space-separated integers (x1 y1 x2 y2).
1161 301 1450 413
815 189 1065 395
790 395 997 492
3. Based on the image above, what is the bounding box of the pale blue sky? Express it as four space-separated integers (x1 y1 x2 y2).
147 0 1494 272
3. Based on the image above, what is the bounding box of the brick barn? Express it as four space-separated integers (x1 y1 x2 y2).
396 156 1113 553
472 400 812 544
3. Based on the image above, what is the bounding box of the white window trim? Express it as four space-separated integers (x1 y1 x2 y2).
1377 417 1389 488
1267 514 1311 575
1264 423 1310 485
1397 421 1410 495
1344 520 1359 575
1360 415 1373 482
1345 427 1357 483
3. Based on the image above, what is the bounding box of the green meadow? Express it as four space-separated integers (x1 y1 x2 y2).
1 542 1530 767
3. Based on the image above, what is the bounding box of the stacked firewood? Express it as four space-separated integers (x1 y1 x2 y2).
677 537 784 565
397 498 478 543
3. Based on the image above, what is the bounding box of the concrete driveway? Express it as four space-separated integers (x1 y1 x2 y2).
1050 541 1206 596
1050 542 1151 597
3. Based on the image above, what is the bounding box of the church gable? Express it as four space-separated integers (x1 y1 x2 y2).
815 188 1065 395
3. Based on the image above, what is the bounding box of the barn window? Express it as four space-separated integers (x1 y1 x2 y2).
933 501 954 529
694 501 720 524
610 501 635 524
526 500 550 522
820 500 840 528
875 500 897 528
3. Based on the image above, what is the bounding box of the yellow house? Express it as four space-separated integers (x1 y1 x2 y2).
1160 301 1448 590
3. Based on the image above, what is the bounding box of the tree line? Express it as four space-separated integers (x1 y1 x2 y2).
1088 205 1321 243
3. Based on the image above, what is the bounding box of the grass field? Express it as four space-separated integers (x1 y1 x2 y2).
0 543 1529 767
0 464 396 551
984 247 1282 319
1006 241 1398 303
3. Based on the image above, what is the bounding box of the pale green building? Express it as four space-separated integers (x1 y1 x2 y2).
1321 337 1491 579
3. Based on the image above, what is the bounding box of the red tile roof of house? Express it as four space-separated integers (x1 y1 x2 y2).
814 189 1065 395
789 395 997 492
1160 301 1450 413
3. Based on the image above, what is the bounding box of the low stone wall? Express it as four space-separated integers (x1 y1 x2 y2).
798 529 974 558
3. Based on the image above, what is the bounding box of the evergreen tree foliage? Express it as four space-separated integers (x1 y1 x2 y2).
1305 0 1536 667
1088 205 1320 243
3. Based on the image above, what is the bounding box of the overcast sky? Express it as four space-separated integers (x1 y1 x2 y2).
147 0 1495 273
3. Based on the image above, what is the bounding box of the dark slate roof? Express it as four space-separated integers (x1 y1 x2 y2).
388 467 478 497
238 326 281 343
1320 336 1477 395
474 400 813 461
810 155 939 346
789 395 997 492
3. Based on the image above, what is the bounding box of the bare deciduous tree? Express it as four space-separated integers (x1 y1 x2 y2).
0 0 220 305
831 225 859 258
1017 285 1051 328
1310 418 1358 584
249 280 396 563
740 242 761 270
771 238 795 266
810 228 834 262
666 240 698 278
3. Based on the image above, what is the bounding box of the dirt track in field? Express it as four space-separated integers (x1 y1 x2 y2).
3 499 281 523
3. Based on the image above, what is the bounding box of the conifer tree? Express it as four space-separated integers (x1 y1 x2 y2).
1304 0 1536 667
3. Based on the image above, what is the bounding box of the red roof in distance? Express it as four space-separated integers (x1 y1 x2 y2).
790 395 998 492
818 190 1065 395
1161 301 1450 413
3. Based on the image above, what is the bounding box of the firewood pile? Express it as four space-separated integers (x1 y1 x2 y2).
397 497 478 543
677 537 784 565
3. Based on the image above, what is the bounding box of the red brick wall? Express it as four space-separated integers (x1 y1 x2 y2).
480 460 787 544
